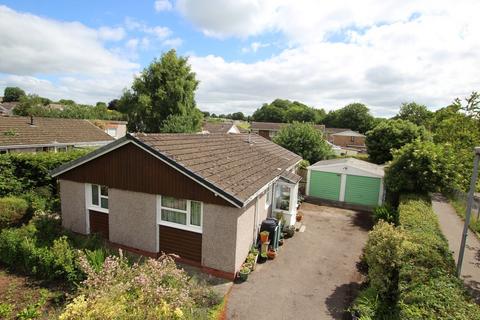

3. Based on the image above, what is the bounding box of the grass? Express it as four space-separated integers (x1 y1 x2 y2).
0 268 65 319
449 196 480 237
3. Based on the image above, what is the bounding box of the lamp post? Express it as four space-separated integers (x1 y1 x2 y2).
457 147 480 276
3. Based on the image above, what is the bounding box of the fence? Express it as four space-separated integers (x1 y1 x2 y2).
451 189 480 220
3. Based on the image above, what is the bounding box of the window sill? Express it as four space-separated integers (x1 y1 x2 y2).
88 206 109 214
159 221 202 234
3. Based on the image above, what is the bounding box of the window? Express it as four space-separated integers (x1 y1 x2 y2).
106 128 117 137
158 196 202 232
350 136 355 143
89 184 109 212
265 185 272 208
275 184 291 211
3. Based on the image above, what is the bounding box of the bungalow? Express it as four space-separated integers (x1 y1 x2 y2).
251 121 326 140
50 133 302 279
0 116 114 153
328 129 366 152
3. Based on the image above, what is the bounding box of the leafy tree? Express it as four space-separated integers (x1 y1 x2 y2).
366 119 429 164
3 87 26 102
160 109 203 133
229 112 246 121
454 91 480 119
385 140 460 194
273 122 333 163
395 102 432 127
13 94 45 116
284 103 317 123
118 49 200 132
323 103 375 133
108 99 119 111
58 99 76 105
252 100 288 123
252 99 323 123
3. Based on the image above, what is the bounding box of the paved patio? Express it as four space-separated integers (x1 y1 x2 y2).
226 203 372 320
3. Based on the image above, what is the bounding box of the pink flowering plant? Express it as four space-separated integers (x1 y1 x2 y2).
60 251 221 319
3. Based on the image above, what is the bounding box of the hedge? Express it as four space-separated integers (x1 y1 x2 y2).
352 195 480 319
0 196 29 228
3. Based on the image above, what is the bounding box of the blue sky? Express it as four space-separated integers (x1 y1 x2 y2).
0 1 479 116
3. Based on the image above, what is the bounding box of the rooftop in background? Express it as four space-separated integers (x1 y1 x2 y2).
201 121 240 134
251 121 325 131
0 116 114 150
0 101 19 116
331 130 366 137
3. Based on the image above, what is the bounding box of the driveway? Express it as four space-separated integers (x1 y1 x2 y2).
226 203 372 320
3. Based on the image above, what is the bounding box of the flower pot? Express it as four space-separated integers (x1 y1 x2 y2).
296 214 303 222
267 250 277 260
260 231 269 243
239 270 250 281
279 239 284 246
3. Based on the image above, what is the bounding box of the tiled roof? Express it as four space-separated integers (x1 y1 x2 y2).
331 130 365 137
202 122 237 133
0 116 114 148
251 121 325 132
280 171 302 184
134 133 302 204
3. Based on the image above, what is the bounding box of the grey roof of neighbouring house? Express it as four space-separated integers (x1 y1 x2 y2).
202 121 238 133
331 130 365 137
0 116 114 149
309 157 384 177
251 121 325 132
51 133 302 207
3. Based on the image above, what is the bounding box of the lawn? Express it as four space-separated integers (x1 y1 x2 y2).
449 196 480 237
0 269 65 319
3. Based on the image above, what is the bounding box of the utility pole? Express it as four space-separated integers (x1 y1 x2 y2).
457 147 480 276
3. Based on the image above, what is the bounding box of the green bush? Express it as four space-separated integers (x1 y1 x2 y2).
0 196 29 228
352 195 480 319
0 214 105 286
372 205 398 225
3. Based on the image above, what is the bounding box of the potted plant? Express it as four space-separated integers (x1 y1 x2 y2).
283 225 295 238
246 253 257 270
260 231 269 243
267 249 277 260
296 213 304 222
238 265 251 281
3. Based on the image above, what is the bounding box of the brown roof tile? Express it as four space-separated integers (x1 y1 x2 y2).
0 116 114 148
202 121 237 133
134 133 302 203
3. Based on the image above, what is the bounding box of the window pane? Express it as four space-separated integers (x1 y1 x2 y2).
161 209 186 225
161 196 187 210
91 185 99 205
191 201 201 226
101 197 108 209
100 186 108 196
275 185 291 210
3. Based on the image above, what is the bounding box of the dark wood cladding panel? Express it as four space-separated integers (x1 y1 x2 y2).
159 225 202 262
258 130 271 140
59 142 231 206
89 210 109 239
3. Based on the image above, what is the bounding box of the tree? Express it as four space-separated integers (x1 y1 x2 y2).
284 103 317 123
385 140 460 194
160 109 203 133
395 102 432 127
118 49 200 132
365 119 429 164
229 112 246 120
108 99 119 111
251 100 288 122
3 87 26 102
454 91 480 119
251 99 323 124
323 103 375 133
13 94 45 116
273 122 333 164
58 99 76 105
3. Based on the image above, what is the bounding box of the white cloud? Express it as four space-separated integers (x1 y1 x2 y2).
0 6 138 103
146 26 172 39
178 1 480 116
98 26 126 41
154 0 173 12
162 37 183 48
242 41 269 53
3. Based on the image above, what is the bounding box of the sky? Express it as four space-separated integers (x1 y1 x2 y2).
0 1 479 117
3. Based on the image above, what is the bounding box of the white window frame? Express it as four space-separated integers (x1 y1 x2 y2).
265 184 272 209
156 195 203 233
86 183 109 213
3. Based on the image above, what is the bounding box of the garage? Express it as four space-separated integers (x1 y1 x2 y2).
306 158 384 207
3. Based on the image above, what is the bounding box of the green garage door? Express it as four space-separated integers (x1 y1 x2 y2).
345 175 381 206
309 171 341 201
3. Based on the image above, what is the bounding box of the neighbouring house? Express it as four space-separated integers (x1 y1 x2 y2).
328 130 366 152
50 133 302 279
0 116 114 153
306 158 384 209
251 121 326 140
0 101 19 116
201 121 240 134
90 120 128 139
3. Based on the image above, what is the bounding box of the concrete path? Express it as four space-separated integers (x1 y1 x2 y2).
226 203 372 320
432 194 480 303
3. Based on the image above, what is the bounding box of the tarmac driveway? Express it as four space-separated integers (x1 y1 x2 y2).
226 203 372 320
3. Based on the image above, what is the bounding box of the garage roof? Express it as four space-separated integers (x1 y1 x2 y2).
308 158 384 178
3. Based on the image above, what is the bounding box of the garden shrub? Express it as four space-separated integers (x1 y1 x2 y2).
59 253 221 320
372 205 398 225
0 196 29 228
352 195 480 319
